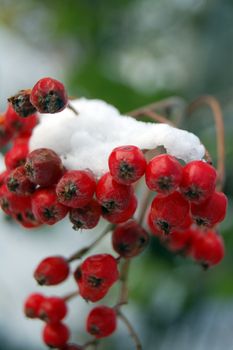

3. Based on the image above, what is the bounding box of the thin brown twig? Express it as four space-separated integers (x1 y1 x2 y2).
116 259 131 308
63 290 79 302
186 95 225 190
67 224 113 262
67 102 79 115
83 339 99 349
117 311 143 350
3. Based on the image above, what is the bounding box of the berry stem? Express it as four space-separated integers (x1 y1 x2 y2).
67 224 114 262
117 310 143 350
117 259 131 307
186 95 225 190
83 338 99 349
67 102 79 116
63 290 79 302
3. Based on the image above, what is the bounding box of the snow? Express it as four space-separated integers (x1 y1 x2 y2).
30 98 205 177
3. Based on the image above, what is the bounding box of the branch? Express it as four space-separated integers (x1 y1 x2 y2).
67 224 113 262
117 310 143 350
186 96 225 190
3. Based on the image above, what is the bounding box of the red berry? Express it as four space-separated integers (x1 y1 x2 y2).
112 220 149 258
0 115 12 148
180 160 217 203
86 306 117 338
39 297 67 323
56 170 96 208
12 198 42 229
4 104 38 137
69 199 101 230
6 166 36 196
102 193 137 224
30 77 68 113
191 191 227 228
108 145 146 185
190 230 225 268
150 191 190 235
5 142 29 170
145 154 183 194
8 89 37 117
166 227 196 253
0 184 31 215
32 188 68 225
43 322 70 348
0 169 10 187
34 256 70 286
25 148 63 186
24 293 45 318
96 172 133 213
74 254 119 302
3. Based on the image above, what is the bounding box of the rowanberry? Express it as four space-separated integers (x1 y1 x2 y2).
147 212 164 239
43 322 70 348
34 256 70 286
4 104 38 137
69 199 101 230
74 254 119 302
24 293 45 318
150 191 190 235
96 172 133 213
8 89 37 117
12 198 42 229
5 142 29 170
32 188 68 225
30 77 68 113
102 193 137 224
145 154 183 194
39 296 67 323
166 227 196 254
180 160 217 203
0 184 31 215
190 230 225 268
108 145 146 185
112 220 149 258
56 170 96 208
25 148 63 186
0 115 12 148
86 306 117 338
191 191 227 228
0 169 10 187
6 166 36 196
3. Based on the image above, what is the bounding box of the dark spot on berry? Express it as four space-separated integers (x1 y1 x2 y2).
74 267 82 281
101 200 117 214
90 324 100 335
43 207 56 220
194 216 209 226
16 213 23 222
87 275 103 288
7 177 19 192
62 182 77 200
156 219 171 235
119 161 134 180
157 176 173 191
184 185 203 201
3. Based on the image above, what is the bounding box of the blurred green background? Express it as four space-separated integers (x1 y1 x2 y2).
0 0 233 349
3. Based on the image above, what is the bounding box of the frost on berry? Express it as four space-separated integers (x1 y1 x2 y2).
86 306 117 338
74 254 119 302
30 77 68 113
56 170 96 208
8 89 37 117
25 148 63 186
69 198 101 230
6 166 36 196
112 220 149 258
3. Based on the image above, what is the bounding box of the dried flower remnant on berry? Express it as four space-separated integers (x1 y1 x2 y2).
8 89 37 117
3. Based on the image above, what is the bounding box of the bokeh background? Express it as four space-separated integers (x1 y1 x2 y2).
0 0 233 349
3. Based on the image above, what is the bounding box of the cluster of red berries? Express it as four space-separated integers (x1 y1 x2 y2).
0 77 228 349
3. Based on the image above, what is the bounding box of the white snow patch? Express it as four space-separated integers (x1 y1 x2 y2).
30 98 205 177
